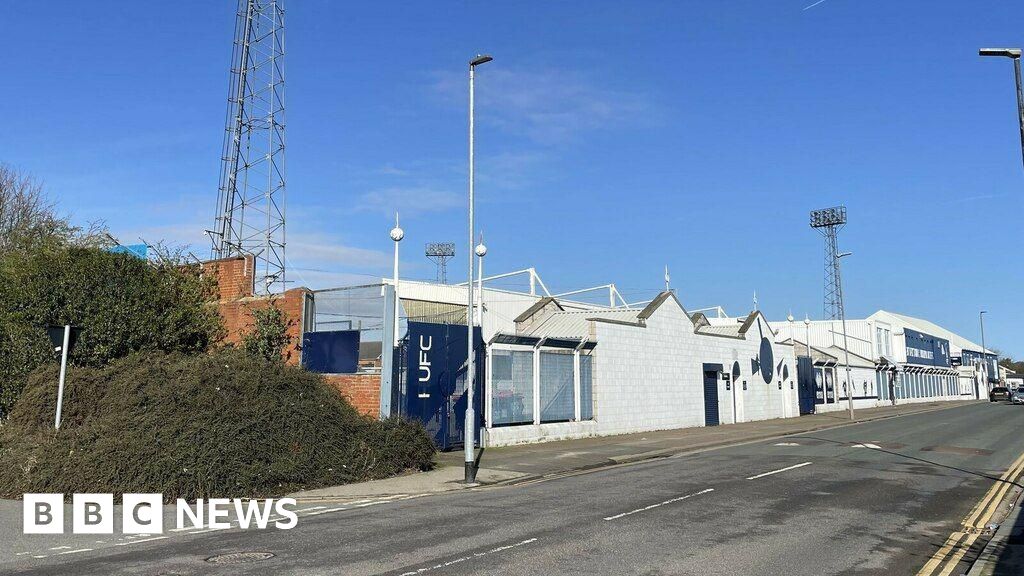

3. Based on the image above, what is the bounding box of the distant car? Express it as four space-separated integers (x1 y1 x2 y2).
1012 391 1024 405
990 387 1011 402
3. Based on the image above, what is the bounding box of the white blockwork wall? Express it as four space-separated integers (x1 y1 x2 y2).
484 297 800 447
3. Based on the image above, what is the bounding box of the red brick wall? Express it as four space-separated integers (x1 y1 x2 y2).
202 255 382 415
323 373 382 417
202 255 256 300
203 255 307 365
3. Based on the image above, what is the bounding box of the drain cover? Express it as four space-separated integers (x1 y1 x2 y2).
206 552 275 564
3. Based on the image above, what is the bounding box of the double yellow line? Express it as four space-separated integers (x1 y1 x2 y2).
917 450 1024 576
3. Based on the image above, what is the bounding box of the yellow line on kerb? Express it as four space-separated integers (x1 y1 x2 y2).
916 450 1024 576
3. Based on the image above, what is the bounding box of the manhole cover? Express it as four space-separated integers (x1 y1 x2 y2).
206 552 276 564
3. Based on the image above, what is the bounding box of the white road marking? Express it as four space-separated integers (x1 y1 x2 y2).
32 555 47 559
57 548 92 555
774 442 801 446
398 538 539 575
603 488 715 521
304 506 348 516
746 461 813 480
48 546 71 551
115 536 168 546
296 505 327 512
851 443 882 449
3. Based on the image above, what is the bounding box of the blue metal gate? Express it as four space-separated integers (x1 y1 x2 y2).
703 364 721 426
400 321 483 450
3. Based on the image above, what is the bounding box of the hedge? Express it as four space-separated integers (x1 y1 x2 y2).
0 349 435 500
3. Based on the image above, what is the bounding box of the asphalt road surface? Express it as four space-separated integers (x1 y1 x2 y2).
3 402 1023 576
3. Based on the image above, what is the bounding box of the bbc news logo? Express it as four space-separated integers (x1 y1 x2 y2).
23 494 298 534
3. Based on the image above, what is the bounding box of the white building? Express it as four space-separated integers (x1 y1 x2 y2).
483 292 798 447
770 310 995 410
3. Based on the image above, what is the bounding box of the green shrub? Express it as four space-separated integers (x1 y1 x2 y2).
242 305 290 361
0 246 223 417
0 349 434 500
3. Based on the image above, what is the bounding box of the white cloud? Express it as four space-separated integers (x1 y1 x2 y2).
352 186 463 215
431 67 653 145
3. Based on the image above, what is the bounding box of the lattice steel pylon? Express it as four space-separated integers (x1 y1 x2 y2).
810 206 847 320
211 0 286 295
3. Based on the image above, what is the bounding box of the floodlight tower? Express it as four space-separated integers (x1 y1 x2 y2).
810 206 847 321
810 205 855 420
211 0 287 295
425 242 456 283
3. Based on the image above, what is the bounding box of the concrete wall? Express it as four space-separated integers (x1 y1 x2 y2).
485 299 800 446
593 302 704 436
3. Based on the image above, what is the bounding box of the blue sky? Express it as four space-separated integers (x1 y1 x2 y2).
2 1 1023 356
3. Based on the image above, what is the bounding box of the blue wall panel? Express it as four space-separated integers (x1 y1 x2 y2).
302 330 360 374
903 329 950 367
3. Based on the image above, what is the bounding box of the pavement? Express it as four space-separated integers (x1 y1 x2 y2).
3 400 1024 575
967 483 1024 575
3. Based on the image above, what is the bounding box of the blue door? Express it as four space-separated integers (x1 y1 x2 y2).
703 364 721 426
796 356 816 415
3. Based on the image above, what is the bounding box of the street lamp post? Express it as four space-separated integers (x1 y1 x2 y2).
390 211 404 347
465 53 492 484
980 310 989 391
476 234 487 326
979 48 1024 172
836 251 855 420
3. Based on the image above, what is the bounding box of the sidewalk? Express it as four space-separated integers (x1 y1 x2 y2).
967 486 1024 575
291 400 978 501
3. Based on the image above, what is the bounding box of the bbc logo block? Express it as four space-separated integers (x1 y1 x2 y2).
23 494 297 534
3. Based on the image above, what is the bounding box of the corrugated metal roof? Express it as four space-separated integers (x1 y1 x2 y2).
696 324 743 337
522 309 640 339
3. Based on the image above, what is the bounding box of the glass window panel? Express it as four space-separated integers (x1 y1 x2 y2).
580 354 594 421
490 349 534 426
540 351 575 423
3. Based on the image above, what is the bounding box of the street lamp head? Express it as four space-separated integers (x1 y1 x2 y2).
980 48 1022 59
981 310 988 315
837 251 853 258
804 315 811 326
470 54 493 67
390 226 404 242
475 243 487 257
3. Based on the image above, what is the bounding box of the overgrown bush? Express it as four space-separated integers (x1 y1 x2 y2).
0 349 435 500
242 305 290 361
0 246 223 416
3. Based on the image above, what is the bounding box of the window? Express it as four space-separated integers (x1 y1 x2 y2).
539 351 574 423
490 349 534 426
580 353 594 420
876 326 892 357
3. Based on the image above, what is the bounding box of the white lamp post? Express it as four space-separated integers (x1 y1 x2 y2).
475 234 487 327
465 53 492 484
390 211 404 347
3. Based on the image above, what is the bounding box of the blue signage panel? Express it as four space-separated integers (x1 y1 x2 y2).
404 322 483 450
903 329 950 367
302 330 360 373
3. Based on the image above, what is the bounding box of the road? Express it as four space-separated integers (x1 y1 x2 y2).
2 402 1023 575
